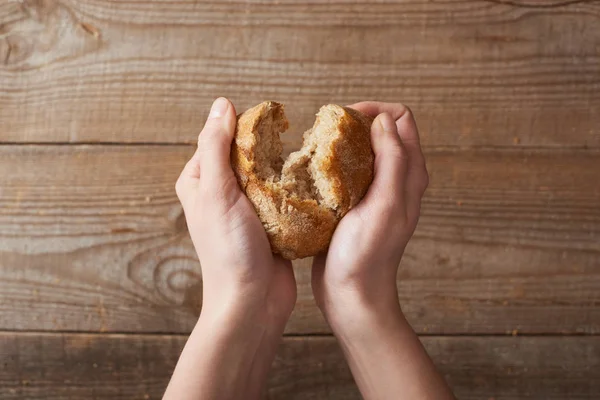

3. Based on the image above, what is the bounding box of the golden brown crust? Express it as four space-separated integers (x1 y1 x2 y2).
231 101 373 260
231 101 287 188
317 105 375 215
245 181 337 259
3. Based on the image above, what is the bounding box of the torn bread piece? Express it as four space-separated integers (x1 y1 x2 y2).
231 101 374 260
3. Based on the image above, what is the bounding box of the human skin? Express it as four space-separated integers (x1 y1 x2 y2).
164 97 296 400
164 98 454 400
312 102 455 400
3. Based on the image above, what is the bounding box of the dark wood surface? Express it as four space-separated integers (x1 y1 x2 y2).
0 146 598 335
0 333 598 400
0 0 598 146
1 0 599 398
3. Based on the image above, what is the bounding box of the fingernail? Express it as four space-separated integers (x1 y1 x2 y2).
378 113 397 134
208 97 229 119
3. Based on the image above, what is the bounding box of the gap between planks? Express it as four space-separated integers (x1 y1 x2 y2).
0 142 598 154
1 330 598 338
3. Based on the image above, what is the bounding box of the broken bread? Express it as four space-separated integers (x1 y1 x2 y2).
231 101 374 260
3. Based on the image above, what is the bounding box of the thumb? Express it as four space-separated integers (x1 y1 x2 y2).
361 113 408 211
197 97 237 184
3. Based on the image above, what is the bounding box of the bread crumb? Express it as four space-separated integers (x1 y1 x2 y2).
456 200 463 206
511 329 518 336
513 137 520 144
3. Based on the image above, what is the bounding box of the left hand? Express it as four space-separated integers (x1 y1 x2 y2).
311 102 429 332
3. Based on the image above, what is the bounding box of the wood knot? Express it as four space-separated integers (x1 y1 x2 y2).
127 237 201 313
0 0 102 69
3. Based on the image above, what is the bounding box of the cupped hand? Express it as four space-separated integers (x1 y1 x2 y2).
312 102 429 329
176 97 296 326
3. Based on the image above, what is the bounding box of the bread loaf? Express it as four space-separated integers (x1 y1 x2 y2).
231 101 374 260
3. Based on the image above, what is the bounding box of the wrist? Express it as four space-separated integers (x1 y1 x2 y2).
194 306 270 359
320 288 408 340
200 281 292 339
170 301 280 400
321 293 454 400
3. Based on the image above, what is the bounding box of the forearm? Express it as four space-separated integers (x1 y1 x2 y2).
329 300 454 400
164 305 284 400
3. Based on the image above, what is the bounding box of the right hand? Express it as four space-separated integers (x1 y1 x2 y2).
175 97 296 329
167 97 298 400
311 102 429 332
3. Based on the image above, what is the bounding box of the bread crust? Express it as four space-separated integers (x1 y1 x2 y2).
231 101 374 260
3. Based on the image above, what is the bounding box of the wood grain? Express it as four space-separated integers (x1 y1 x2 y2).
62 0 600 26
0 333 598 400
1 0 598 146
0 145 598 334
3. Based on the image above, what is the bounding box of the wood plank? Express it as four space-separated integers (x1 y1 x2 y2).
0 333 598 400
1 0 598 146
0 145 598 334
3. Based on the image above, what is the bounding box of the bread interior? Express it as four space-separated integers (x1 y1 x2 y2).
253 106 342 211
253 106 286 180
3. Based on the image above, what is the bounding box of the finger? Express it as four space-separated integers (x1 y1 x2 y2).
395 107 424 169
197 97 237 184
182 148 202 180
349 102 428 217
359 113 408 212
175 148 201 202
348 101 410 121
396 109 429 218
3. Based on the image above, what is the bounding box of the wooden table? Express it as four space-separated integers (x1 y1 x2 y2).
1 1 599 399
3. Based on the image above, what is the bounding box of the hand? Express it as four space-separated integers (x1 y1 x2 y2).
311 103 454 400
166 98 296 400
312 101 429 331
175 97 296 325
